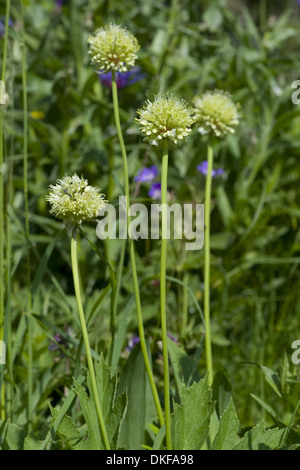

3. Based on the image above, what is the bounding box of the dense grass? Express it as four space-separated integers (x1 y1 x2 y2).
0 0 300 450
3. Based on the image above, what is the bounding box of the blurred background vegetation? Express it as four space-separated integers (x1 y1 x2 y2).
1 0 300 444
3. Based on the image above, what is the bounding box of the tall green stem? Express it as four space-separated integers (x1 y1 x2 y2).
111 70 164 427
0 0 11 422
204 144 214 386
71 230 110 450
160 150 171 450
21 1 33 430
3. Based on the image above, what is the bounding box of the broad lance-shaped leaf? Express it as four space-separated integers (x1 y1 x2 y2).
50 405 91 450
51 355 127 450
167 337 201 393
170 376 214 450
117 341 157 450
211 398 240 450
232 422 285 450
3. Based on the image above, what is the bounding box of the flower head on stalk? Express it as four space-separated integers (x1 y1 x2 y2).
193 89 240 138
136 94 196 148
46 174 107 230
88 24 140 74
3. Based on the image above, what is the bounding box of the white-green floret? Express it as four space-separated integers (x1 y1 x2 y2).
136 94 196 147
193 89 240 138
46 174 107 229
88 24 140 73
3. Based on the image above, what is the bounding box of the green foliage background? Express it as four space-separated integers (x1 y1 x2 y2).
0 0 300 450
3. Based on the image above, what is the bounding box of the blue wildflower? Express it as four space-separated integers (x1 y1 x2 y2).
196 161 224 177
167 332 179 344
134 165 158 183
56 0 69 6
49 334 65 352
98 67 144 89
148 182 162 199
0 18 13 38
126 335 140 352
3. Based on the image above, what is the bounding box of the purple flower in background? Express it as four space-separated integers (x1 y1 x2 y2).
134 165 158 183
56 0 69 8
0 18 13 38
98 67 144 89
196 161 224 177
49 333 65 352
167 332 180 345
148 182 162 199
126 335 140 352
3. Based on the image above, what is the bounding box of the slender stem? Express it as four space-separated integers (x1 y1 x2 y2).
204 144 214 386
71 230 110 450
181 272 189 339
111 70 164 427
21 2 33 431
0 0 11 422
160 150 172 450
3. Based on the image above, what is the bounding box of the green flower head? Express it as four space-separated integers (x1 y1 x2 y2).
46 174 107 230
136 94 196 147
193 89 240 138
88 24 140 73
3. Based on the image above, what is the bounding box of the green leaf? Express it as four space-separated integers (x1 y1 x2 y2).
250 393 283 425
117 341 157 450
0 421 26 450
52 356 127 450
211 399 240 450
41 375 85 450
212 369 233 418
23 434 42 450
167 337 201 393
50 406 89 450
152 425 166 451
216 186 235 228
171 376 214 450
232 422 285 450
246 363 282 398
73 379 103 450
110 295 135 375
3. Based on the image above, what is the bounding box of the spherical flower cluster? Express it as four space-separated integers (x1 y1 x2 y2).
193 89 240 138
46 174 107 229
88 24 140 74
136 94 196 147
